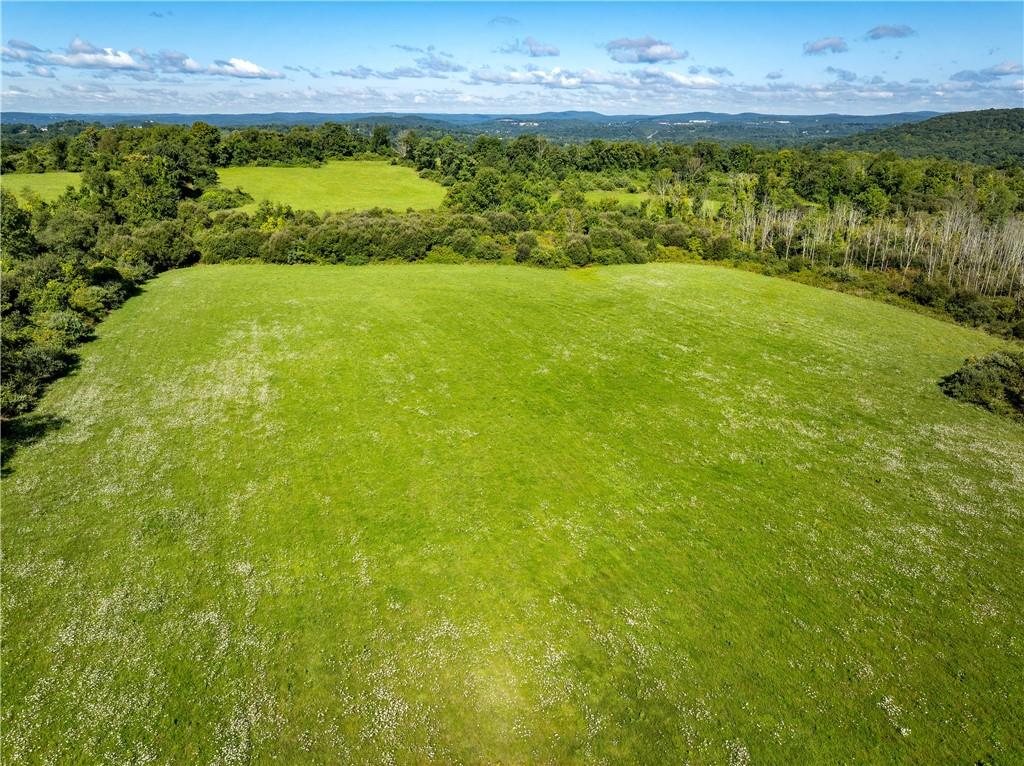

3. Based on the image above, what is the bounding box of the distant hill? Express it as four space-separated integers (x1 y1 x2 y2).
1 109 939 146
824 108 1024 166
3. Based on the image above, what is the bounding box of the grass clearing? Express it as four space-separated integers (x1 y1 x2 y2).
4 263 1022 763
583 189 723 217
584 188 652 206
216 160 446 213
0 171 82 201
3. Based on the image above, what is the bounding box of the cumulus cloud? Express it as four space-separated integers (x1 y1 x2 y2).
29 65 56 78
489 16 519 26
803 37 848 55
1 39 53 63
866 25 915 40
156 49 204 74
47 38 149 71
765 71 783 80
605 37 686 64
826 66 857 82
207 58 284 79
950 60 1023 82
1 36 283 79
499 37 560 57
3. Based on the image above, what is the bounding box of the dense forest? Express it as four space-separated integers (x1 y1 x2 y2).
825 108 1024 167
3 118 1023 419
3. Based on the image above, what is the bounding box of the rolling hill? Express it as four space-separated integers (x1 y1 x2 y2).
2 109 939 146
824 108 1024 165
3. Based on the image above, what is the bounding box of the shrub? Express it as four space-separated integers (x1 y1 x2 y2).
486 210 521 235
707 235 735 261
654 222 689 248
446 228 482 259
199 228 266 263
425 245 464 263
905 275 952 307
126 220 200 272
946 290 997 326
198 186 254 211
563 234 591 266
261 227 314 264
515 232 538 263
530 247 571 268
939 350 1024 420
41 310 92 343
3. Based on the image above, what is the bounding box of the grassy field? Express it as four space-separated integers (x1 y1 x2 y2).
217 160 446 213
0 171 82 201
584 189 652 206
4 264 1022 764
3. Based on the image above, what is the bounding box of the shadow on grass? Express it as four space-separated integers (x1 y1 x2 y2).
1 280 151 476
2 412 68 474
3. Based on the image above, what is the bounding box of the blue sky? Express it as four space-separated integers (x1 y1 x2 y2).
2 2 1022 114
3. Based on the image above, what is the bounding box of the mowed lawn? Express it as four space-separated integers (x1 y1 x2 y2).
217 160 446 213
3 264 1023 764
0 171 82 201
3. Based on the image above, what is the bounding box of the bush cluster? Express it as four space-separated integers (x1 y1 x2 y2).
939 351 1024 420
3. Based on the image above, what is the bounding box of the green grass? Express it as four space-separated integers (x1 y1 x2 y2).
583 189 723 217
4 263 1023 764
217 160 446 213
0 171 82 201
584 188 651 206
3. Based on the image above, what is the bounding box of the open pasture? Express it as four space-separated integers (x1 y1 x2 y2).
3 263 1022 764
216 160 446 213
0 171 82 201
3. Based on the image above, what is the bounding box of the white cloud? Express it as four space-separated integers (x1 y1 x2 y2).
207 57 284 79
803 37 848 56
605 37 686 64
950 60 1023 83
2 36 282 80
47 37 149 70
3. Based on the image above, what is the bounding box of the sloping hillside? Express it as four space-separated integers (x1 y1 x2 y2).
4 264 1022 764
826 108 1024 165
